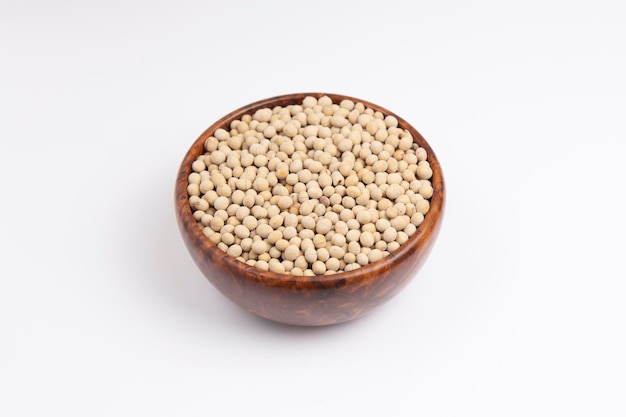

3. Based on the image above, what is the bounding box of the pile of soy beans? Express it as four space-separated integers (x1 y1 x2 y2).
187 96 433 275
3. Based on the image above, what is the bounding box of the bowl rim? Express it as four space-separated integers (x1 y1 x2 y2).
175 92 445 288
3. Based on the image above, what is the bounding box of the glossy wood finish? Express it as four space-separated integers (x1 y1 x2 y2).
175 93 445 326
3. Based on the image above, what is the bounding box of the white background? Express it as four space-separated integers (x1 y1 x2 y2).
1 1 625 416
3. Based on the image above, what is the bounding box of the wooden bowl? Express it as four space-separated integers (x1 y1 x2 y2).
175 93 445 326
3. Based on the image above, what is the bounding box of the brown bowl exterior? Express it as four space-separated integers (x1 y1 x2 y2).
175 93 445 326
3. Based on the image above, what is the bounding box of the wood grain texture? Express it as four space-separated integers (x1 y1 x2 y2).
175 93 445 326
